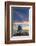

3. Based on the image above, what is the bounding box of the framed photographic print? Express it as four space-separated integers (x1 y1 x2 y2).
5 1 35 44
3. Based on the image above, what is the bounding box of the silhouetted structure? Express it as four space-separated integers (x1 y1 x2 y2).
17 25 22 32
13 25 29 36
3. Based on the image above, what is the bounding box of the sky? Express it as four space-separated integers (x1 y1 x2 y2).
11 7 30 22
